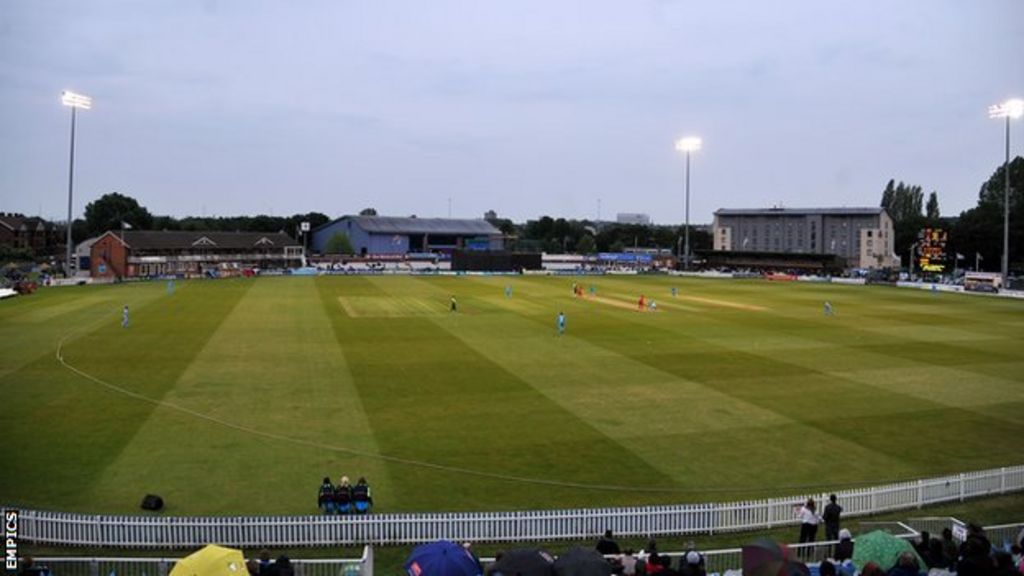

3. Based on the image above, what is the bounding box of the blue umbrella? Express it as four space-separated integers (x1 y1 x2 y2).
406 540 482 576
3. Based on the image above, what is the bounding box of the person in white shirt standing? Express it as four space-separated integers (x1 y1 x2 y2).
795 498 821 543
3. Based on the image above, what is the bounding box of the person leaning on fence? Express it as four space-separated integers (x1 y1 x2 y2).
795 498 821 543
317 476 335 514
912 530 930 558
597 529 621 556
334 476 353 514
352 476 373 513
259 550 273 572
823 494 842 541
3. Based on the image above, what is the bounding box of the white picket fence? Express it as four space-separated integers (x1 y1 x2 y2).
22 520 1024 576
6 465 1023 548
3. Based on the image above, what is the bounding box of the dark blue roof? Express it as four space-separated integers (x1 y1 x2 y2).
324 216 501 235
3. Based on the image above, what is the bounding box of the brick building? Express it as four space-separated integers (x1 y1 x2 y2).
0 213 64 258
90 230 302 278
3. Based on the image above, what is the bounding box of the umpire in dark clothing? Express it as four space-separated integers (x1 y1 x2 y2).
823 494 842 541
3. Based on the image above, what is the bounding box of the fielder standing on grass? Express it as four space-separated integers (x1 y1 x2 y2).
122 305 129 328
450 295 458 313
557 311 566 336
824 301 834 316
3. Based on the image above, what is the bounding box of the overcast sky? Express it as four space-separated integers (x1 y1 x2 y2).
1 1 1022 224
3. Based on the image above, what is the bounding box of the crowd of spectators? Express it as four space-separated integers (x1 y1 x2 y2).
245 550 294 576
317 475 374 514
586 532 709 576
580 521 1024 576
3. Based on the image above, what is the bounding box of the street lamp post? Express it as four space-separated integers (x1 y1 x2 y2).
675 136 702 270
909 241 918 281
62 90 92 277
988 98 1024 282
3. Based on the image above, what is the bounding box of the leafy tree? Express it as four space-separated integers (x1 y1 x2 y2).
151 215 181 231
249 214 283 232
575 234 597 254
0 245 34 263
542 238 562 253
359 208 378 216
70 218 89 244
880 180 896 211
950 156 1024 272
324 232 354 255
880 180 927 264
83 192 153 237
926 192 940 220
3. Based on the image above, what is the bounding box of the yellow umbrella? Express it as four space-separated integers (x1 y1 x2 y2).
170 545 247 576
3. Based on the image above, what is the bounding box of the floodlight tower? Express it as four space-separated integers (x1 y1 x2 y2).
988 98 1024 281
675 136 702 269
62 90 92 277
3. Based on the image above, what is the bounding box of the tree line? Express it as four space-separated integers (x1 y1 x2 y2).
884 155 1023 273
70 192 329 244
60 153 1023 272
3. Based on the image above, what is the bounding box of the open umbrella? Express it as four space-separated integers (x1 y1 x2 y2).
553 547 611 576
487 548 556 576
169 545 247 576
405 540 481 576
852 531 924 571
742 539 789 576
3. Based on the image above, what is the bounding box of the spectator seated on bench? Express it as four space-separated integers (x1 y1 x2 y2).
335 476 353 514
352 476 373 513
317 476 334 514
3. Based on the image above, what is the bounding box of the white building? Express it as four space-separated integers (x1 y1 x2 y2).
713 207 899 269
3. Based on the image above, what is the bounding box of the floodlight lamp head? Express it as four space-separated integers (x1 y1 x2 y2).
989 98 1024 120
62 90 92 109
675 136 702 152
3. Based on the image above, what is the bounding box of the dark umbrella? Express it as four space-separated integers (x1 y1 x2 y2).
487 548 556 576
405 540 482 576
553 547 612 576
742 539 790 576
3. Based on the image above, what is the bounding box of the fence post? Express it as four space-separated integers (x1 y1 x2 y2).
90 560 99 576
361 545 374 576
708 503 715 537
917 480 923 509
959 473 965 502
1000 468 1006 494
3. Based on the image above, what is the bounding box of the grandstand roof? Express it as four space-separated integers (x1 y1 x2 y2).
328 216 501 236
101 230 299 250
714 207 886 217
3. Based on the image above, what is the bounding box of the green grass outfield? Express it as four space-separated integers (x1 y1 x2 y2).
2 275 1023 516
